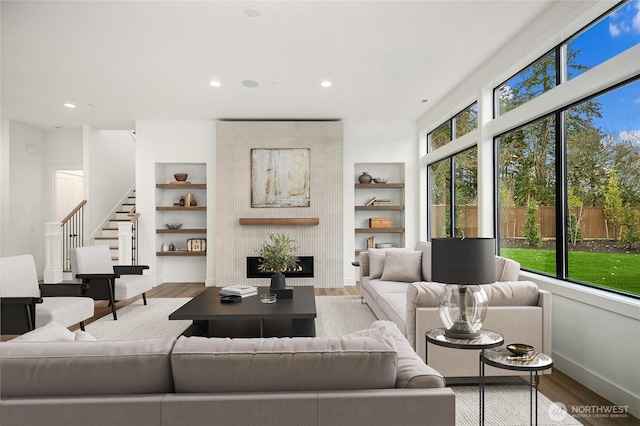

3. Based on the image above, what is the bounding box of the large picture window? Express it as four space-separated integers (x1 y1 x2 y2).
429 147 478 238
497 80 639 297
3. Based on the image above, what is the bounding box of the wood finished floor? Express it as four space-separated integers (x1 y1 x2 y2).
3 282 637 425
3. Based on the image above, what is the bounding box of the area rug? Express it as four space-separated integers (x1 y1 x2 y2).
84 298 192 340
85 296 377 340
453 385 581 425
84 295 579 425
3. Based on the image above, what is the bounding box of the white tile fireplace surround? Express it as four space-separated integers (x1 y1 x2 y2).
215 121 343 288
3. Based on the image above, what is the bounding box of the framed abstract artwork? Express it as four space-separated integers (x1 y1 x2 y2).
251 148 310 207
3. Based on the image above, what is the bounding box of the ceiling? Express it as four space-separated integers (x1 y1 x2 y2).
1 1 598 131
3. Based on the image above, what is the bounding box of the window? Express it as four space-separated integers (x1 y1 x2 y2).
429 122 451 151
566 80 640 295
495 51 557 116
428 102 477 152
430 157 451 238
497 115 557 276
455 103 478 138
429 147 478 238
497 79 640 297
567 1 639 80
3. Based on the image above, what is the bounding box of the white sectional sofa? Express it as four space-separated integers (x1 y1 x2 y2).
0 321 455 426
359 241 551 378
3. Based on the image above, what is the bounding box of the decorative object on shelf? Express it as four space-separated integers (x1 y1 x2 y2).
254 232 299 291
358 172 373 184
161 242 170 252
367 236 375 248
190 196 197 207
179 196 186 207
174 173 188 182
185 193 194 207
369 217 392 228
251 148 310 208
373 177 388 184
187 238 207 252
169 242 175 251
431 237 496 339
165 223 183 229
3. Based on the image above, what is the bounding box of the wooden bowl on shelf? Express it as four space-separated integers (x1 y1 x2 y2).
174 173 188 182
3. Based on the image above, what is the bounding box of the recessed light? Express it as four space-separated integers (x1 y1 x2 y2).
244 6 260 17
63 103 77 108
320 81 332 88
242 80 259 88
209 81 222 87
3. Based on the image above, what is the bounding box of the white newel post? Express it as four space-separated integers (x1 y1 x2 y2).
118 222 133 265
44 222 63 283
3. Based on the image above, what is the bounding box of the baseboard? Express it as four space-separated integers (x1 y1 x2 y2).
553 351 640 419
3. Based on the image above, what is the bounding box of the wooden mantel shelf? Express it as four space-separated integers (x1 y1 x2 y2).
239 218 320 226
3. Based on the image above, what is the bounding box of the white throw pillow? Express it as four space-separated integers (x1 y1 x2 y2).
368 247 406 279
10 321 75 342
74 330 98 341
380 250 423 283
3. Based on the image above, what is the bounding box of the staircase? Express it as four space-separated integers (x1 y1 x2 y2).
94 190 137 264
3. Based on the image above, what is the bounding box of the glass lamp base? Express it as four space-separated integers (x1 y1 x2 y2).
439 284 488 339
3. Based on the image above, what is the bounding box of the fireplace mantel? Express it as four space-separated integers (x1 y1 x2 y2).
239 218 319 226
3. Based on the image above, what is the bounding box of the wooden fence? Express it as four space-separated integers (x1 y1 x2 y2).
431 205 640 239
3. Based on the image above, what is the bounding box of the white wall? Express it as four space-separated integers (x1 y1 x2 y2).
342 121 418 285
0 121 46 273
134 121 217 285
83 126 136 240
44 128 83 222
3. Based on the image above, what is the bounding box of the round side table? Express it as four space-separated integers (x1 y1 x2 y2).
481 348 553 426
426 328 504 426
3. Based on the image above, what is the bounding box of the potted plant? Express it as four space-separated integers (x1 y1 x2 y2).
255 232 299 290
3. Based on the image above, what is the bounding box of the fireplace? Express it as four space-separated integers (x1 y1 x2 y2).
246 256 314 278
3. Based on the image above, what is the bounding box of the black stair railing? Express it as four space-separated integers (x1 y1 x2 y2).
61 200 86 271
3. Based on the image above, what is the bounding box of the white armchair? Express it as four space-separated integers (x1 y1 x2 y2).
70 244 153 320
0 255 94 334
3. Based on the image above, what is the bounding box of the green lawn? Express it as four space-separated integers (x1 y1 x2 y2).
500 248 640 296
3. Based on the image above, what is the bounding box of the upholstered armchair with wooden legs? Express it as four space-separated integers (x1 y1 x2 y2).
0 254 94 335
70 244 152 320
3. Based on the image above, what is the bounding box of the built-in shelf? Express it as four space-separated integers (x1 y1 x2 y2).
355 206 404 211
239 218 320 226
355 228 404 233
156 206 206 211
156 228 207 234
156 183 207 189
156 251 206 256
355 183 404 189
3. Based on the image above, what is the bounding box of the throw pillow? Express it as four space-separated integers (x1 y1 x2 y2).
11 321 76 342
368 247 406 279
380 250 422 283
74 330 98 341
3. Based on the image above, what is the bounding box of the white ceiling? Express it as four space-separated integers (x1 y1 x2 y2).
1 1 598 130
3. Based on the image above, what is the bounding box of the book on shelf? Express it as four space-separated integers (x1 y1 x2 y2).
367 236 375 248
372 201 392 206
364 197 377 206
220 285 258 295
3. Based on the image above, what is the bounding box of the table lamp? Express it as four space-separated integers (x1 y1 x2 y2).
431 237 496 339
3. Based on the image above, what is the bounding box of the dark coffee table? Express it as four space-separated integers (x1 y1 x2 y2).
169 286 316 338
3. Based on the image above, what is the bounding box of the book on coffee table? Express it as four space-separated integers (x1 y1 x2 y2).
220 285 258 297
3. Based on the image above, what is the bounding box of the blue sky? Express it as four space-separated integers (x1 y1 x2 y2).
569 0 640 140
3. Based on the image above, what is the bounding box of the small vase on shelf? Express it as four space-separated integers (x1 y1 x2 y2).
358 172 372 184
